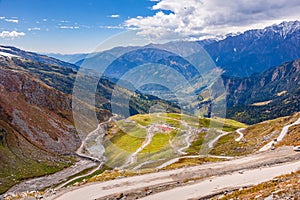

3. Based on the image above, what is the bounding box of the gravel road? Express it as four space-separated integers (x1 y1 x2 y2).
47 146 300 200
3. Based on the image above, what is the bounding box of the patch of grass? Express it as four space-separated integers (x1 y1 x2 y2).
116 120 147 138
186 132 207 154
110 131 144 153
0 157 72 194
209 133 248 156
104 129 145 167
140 133 170 154
129 114 152 126
166 113 182 120
164 118 181 128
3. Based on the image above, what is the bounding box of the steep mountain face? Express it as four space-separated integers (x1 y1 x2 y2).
204 21 300 77
225 58 300 124
0 56 81 193
0 45 79 70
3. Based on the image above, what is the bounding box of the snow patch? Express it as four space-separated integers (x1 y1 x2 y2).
0 51 19 58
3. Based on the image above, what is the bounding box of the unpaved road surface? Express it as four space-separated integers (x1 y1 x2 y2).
260 117 300 152
235 128 245 142
6 160 96 194
47 146 300 200
142 160 300 200
208 131 229 149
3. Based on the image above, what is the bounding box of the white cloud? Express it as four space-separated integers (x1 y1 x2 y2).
0 16 5 20
0 31 25 39
125 0 300 40
109 14 120 18
100 25 125 29
5 19 19 23
59 26 79 29
28 27 41 31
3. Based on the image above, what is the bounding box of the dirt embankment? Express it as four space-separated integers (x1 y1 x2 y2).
47 146 300 200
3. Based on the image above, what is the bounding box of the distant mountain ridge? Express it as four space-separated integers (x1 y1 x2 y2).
0 45 79 70
204 21 300 77
46 53 88 64
44 21 300 79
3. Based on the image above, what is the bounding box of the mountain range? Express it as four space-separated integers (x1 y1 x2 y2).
64 21 300 79
65 21 300 123
205 21 300 77
1 20 300 194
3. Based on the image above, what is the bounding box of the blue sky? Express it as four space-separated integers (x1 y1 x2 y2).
1 0 300 54
0 0 157 53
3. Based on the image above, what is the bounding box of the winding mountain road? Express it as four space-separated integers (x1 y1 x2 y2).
123 127 154 167
177 121 193 155
259 117 300 152
208 131 229 148
4 115 116 195
235 128 245 142
56 115 117 189
46 146 300 200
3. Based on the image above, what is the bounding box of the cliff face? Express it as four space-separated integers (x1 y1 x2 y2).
0 66 80 154
0 56 81 193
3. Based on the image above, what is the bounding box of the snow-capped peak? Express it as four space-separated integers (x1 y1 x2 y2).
265 21 300 39
219 21 300 41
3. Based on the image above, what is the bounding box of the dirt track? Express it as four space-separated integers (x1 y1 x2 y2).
6 160 96 194
47 146 300 200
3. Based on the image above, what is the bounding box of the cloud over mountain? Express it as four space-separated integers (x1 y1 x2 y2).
125 0 300 39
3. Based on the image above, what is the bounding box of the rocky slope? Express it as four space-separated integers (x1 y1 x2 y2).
0 56 81 193
224 58 300 124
